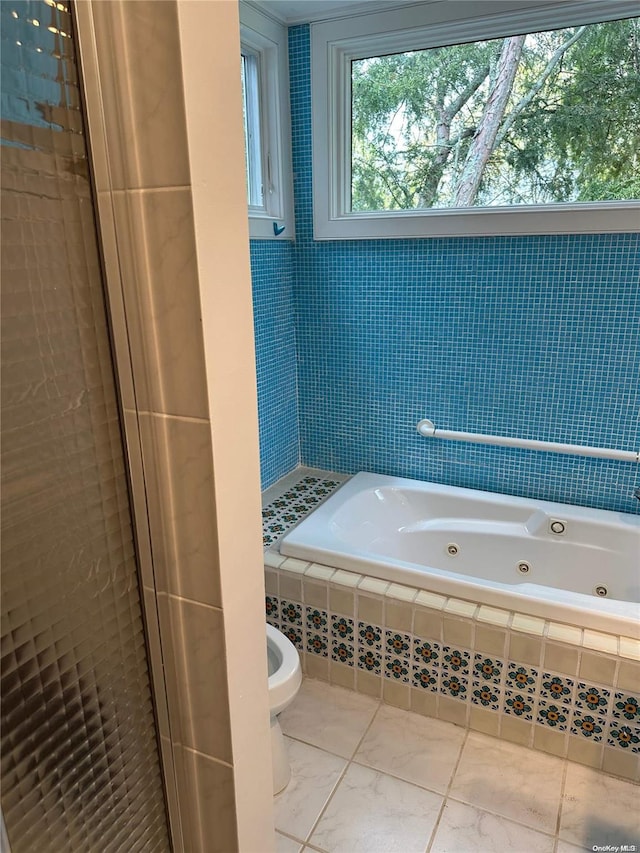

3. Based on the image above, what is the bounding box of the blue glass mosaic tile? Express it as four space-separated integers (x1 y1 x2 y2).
250 239 299 490
284 24 640 515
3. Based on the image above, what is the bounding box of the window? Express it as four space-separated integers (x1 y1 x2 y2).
241 49 264 209
312 0 640 239
240 4 293 238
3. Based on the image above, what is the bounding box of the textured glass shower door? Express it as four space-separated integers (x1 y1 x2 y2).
1 1 171 850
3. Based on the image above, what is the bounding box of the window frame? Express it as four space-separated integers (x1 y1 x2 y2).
240 3 294 239
311 0 640 240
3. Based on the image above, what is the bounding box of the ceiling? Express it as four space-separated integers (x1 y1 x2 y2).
251 0 427 25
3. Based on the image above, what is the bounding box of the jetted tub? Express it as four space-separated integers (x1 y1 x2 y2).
280 472 640 637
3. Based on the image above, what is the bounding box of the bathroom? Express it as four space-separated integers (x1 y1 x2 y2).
0 0 638 852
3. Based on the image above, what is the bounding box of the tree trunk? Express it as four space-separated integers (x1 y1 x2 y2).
454 35 525 206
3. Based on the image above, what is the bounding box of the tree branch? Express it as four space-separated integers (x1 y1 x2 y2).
493 26 587 150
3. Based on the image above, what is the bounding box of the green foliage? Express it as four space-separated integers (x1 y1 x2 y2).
351 18 640 210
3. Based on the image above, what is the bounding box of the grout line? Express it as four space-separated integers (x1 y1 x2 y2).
275 828 306 846
424 725 471 853
554 756 570 848
301 696 383 845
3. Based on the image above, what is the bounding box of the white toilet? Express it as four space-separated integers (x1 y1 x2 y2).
267 624 302 794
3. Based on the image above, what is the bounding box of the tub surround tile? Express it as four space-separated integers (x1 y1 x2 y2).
619 638 640 661
413 608 443 641
306 632 329 657
607 720 640 753
443 616 473 648
415 591 447 610
330 660 356 689
612 692 640 723
500 714 533 747
575 683 611 715
280 574 303 602
474 625 507 658
533 725 568 758
505 663 539 694
441 672 469 703
279 679 378 759
411 687 439 718
579 651 617 684
358 577 390 595
469 705 501 736
547 622 583 645
265 569 279 596
617 660 640 692
382 680 412 710
355 704 465 793
281 601 303 629
306 563 335 581
282 624 304 653
357 594 384 625
567 735 604 768
282 558 310 575
471 683 500 711
304 582 329 609
504 691 534 721
265 551 286 569
559 762 640 849
473 655 503 686
508 634 543 666
511 613 546 636
332 569 362 588
569 709 606 742
305 653 329 682
601 746 640 781
476 606 510 627
430 800 555 853
450 732 564 834
385 601 413 633
331 640 355 668
330 588 355 616
266 595 280 628
540 673 575 706
543 643 580 676
309 763 443 853
273 738 346 841
358 622 383 653
583 630 619 655
386 583 418 603
537 700 570 731
437 695 469 726
442 647 471 676
444 599 478 619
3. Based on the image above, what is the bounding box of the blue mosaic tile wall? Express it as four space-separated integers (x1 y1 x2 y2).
250 239 299 489
287 24 640 514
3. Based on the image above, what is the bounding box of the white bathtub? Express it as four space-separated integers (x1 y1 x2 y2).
280 472 640 637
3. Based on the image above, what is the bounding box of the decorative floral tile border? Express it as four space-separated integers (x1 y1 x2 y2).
268 587 640 758
262 476 342 547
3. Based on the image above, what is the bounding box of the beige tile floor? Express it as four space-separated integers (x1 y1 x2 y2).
274 678 640 853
